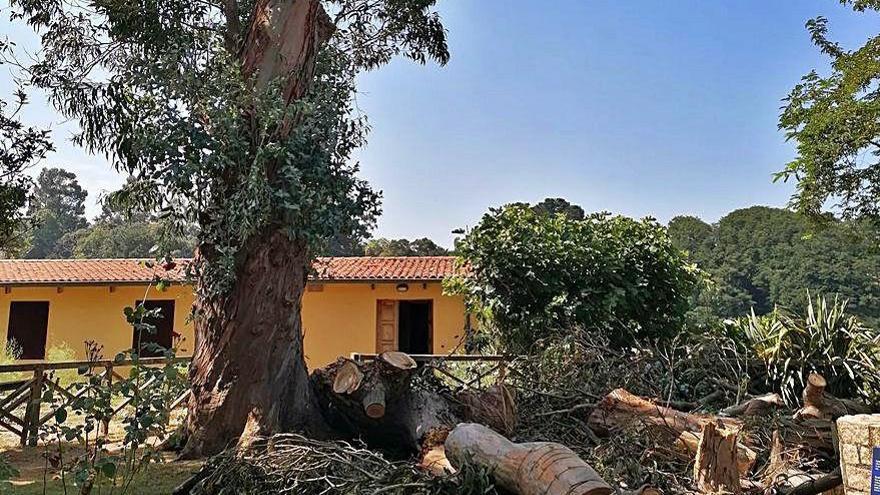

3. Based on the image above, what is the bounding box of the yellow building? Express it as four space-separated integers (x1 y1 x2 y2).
0 257 467 368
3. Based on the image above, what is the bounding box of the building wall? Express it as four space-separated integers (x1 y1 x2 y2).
0 284 196 361
302 282 468 367
1 281 468 368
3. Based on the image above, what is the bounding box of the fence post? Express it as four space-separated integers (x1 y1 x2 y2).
21 365 45 447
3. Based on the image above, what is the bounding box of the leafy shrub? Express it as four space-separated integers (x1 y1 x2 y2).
0 341 25 382
729 294 880 405
447 204 701 352
38 275 187 494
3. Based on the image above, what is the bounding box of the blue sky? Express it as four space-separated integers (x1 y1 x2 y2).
3 1 878 247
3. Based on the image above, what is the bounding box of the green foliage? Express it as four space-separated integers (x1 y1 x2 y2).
38 274 187 494
777 4 880 220
448 203 701 351
25 168 88 259
669 207 880 327
64 220 195 259
729 294 880 405
0 44 53 256
363 237 449 256
10 0 449 296
530 197 585 221
0 453 19 492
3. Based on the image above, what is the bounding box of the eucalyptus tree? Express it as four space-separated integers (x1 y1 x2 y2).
10 0 448 456
778 1 880 220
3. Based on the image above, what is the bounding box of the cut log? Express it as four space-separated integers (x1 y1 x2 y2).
779 469 842 495
694 422 742 494
378 351 417 370
362 381 387 419
720 393 783 417
793 373 867 421
589 388 742 436
311 354 458 451
456 383 517 436
445 423 613 495
332 360 364 395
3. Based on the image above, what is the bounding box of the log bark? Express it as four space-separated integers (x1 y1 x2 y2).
694 422 742 494
720 393 783 417
183 235 323 457
181 0 333 458
445 423 613 495
311 353 457 451
674 429 757 475
588 388 742 436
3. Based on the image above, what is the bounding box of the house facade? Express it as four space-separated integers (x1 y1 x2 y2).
0 257 467 368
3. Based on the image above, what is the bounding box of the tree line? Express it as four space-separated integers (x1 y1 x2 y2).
2 167 195 259
4 167 452 259
668 207 880 327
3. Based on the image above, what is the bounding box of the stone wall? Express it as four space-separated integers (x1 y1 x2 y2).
837 414 879 495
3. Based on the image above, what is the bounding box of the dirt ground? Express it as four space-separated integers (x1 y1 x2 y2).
1 414 201 494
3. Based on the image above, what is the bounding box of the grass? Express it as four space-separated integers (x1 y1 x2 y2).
3 444 200 494
1 413 199 494
6 457 199 494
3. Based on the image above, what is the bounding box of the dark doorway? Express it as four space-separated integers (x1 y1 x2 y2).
398 300 432 354
7 301 50 360
133 300 175 357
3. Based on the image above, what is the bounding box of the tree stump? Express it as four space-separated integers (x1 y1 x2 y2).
694 422 742 494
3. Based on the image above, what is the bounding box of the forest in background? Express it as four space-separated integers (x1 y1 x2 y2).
8 167 879 334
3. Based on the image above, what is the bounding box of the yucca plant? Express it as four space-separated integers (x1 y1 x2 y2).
732 294 880 406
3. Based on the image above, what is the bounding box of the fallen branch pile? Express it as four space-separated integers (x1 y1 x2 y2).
583 372 867 494
178 345 874 495
182 433 476 494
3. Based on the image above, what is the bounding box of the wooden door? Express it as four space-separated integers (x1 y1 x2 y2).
133 300 176 357
375 300 399 353
7 301 49 359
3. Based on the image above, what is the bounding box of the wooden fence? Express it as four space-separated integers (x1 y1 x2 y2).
0 353 507 447
0 357 191 446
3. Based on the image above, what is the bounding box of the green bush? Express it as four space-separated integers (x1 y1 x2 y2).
729 294 880 405
447 204 701 352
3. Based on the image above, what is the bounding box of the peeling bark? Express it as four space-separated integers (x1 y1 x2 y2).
181 0 334 458
182 234 323 458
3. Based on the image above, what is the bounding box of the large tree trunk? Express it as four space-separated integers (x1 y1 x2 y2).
182 233 320 458
181 0 332 458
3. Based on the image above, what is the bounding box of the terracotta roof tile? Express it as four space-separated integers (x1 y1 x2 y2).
312 256 458 281
0 257 459 285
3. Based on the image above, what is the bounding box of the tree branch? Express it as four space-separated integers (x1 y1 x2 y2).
223 0 242 53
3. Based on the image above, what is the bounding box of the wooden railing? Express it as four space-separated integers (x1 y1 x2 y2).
1 353 507 447
0 357 192 446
